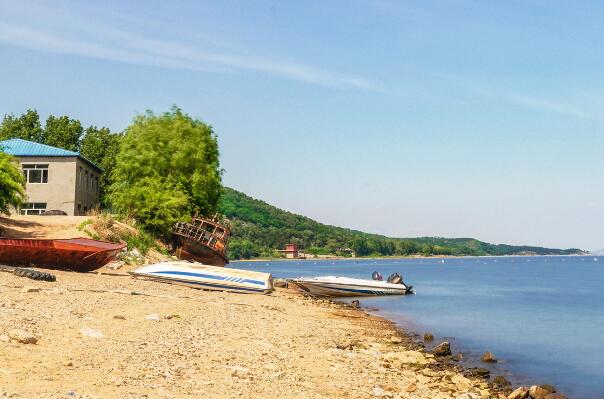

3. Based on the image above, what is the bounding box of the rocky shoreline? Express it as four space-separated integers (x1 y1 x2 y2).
0 267 568 399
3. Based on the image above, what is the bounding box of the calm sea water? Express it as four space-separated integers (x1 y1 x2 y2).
235 256 604 399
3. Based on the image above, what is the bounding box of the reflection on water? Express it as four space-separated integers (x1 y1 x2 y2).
236 256 604 399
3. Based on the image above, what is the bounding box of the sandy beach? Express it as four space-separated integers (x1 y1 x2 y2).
0 265 501 399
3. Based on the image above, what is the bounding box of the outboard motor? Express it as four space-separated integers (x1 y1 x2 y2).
387 272 403 284
372 271 383 281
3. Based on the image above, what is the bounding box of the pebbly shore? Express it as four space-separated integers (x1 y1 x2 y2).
0 266 566 399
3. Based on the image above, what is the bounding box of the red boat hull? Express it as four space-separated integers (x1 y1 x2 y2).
0 238 126 272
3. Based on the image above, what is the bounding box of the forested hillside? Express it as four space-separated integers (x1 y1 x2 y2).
219 188 584 259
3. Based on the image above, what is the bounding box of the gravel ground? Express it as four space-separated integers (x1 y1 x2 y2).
0 268 499 399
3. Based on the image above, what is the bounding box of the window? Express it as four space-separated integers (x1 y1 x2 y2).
22 164 48 184
19 203 47 215
85 170 89 189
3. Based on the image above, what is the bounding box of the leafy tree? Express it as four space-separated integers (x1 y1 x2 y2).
80 126 121 205
0 109 45 142
44 115 83 151
109 177 190 235
109 107 222 235
0 150 26 214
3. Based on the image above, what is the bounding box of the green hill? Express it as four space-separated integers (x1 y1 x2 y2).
219 187 584 259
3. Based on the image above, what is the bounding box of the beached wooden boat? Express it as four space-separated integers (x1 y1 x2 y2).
132 261 273 294
291 276 414 297
172 216 231 266
0 238 126 272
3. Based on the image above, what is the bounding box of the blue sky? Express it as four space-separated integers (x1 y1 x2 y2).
0 0 602 249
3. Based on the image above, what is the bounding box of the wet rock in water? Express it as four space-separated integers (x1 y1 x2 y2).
145 314 160 322
540 385 557 394
465 367 490 378
451 353 463 362
507 387 529 399
481 351 497 363
350 299 361 308
424 332 434 342
492 375 511 387
543 394 567 399
8 329 38 344
529 385 555 399
431 341 451 356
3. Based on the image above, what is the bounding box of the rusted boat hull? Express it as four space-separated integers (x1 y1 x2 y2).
172 234 229 267
0 238 126 272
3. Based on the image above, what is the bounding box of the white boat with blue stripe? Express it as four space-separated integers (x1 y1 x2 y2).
291 276 413 297
133 261 273 294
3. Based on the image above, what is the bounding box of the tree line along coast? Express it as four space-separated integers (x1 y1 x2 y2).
0 107 586 260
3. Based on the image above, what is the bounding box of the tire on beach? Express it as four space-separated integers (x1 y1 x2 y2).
12 268 56 282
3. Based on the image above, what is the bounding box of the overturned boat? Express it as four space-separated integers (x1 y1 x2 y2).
132 261 273 294
0 237 125 272
291 273 414 297
172 216 231 267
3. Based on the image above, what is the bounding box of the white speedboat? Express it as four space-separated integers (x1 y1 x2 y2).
290 275 414 297
132 261 273 294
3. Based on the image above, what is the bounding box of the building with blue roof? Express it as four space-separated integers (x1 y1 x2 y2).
0 138 102 216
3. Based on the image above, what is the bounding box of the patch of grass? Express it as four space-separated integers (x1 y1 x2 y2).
77 219 93 231
122 230 157 255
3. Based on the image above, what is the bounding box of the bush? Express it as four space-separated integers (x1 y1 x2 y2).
0 151 25 214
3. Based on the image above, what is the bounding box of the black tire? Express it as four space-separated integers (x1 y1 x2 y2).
12 268 56 282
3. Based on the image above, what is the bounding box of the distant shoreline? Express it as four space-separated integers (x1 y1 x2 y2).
232 253 592 263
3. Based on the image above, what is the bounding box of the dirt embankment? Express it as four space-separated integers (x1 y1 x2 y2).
0 215 90 239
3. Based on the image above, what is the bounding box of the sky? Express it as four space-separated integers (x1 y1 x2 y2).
0 0 602 250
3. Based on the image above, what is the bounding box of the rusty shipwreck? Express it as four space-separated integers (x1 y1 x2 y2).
172 216 231 266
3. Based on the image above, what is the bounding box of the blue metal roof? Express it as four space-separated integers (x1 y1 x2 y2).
0 138 79 157
0 138 102 171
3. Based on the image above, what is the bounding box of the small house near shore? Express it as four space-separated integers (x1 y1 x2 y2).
0 138 102 216
277 243 300 259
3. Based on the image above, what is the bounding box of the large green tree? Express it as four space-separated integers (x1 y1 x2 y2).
109 107 222 236
0 150 26 214
0 109 45 143
44 115 83 152
80 126 122 205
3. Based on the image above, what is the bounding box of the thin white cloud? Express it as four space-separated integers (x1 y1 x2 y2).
505 93 597 121
0 2 377 91
430 71 603 123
